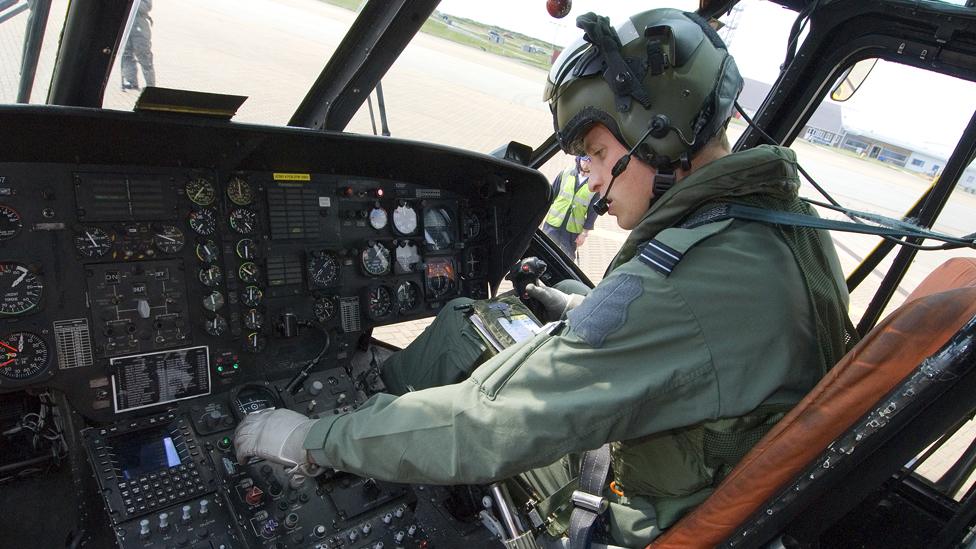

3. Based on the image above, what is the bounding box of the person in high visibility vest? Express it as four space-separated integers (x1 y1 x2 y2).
542 155 599 257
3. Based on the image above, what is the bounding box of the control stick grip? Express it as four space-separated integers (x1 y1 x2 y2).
507 257 547 300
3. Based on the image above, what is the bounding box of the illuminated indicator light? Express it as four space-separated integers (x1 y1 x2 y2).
233 363 239 369
375 189 384 198
217 365 224 372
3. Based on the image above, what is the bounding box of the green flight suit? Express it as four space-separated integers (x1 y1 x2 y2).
304 145 850 547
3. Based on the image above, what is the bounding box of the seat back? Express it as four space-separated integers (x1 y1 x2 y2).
649 258 976 549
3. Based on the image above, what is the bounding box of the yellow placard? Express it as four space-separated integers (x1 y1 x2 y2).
272 173 311 182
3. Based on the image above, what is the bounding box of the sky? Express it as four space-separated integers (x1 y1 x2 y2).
436 0 976 160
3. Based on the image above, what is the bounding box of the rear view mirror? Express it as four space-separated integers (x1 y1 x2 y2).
830 58 878 102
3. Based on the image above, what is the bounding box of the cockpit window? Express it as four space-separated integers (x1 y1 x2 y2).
0 0 69 104
102 0 360 123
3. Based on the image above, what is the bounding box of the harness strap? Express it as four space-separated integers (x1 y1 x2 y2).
568 444 612 549
723 204 975 247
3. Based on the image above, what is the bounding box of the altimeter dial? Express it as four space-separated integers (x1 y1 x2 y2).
361 242 391 276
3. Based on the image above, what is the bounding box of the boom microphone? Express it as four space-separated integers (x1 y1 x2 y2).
591 119 664 216
592 154 631 215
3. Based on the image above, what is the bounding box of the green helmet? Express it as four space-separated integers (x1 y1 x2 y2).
544 9 743 169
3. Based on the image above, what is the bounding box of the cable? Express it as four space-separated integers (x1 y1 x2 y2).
732 101 975 250
593 122 661 215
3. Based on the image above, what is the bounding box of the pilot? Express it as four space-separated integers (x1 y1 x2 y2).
235 9 855 547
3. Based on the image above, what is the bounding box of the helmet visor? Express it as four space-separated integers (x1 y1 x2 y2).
543 37 601 103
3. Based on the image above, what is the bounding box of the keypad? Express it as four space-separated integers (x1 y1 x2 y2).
121 462 207 516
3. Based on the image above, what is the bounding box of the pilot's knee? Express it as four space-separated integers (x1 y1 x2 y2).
553 279 590 297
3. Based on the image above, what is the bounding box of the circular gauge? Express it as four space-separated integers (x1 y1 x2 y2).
153 225 185 254
0 332 49 380
202 291 224 312
369 205 388 230
198 265 222 287
73 227 113 258
204 315 228 337
0 263 43 316
195 240 220 263
188 208 217 236
236 238 257 260
244 308 264 330
0 205 23 241
234 385 279 416
396 281 421 313
229 208 258 235
462 211 483 240
307 252 339 287
226 176 254 206
423 207 455 251
313 295 338 323
425 258 456 300
393 202 418 235
365 286 393 320
394 241 421 273
186 178 217 206
361 242 391 276
244 332 266 353
240 286 263 308
238 262 260 284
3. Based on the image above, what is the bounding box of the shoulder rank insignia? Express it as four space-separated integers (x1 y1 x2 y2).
637 239 682 276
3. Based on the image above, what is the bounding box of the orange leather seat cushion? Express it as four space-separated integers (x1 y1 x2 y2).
650 260 976 549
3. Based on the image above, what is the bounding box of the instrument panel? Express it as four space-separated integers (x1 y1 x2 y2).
0 107 548 422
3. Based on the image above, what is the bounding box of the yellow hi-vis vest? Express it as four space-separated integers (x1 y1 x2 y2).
544 169 593 234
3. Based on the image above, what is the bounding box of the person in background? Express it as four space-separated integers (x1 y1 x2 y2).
542 154 599 258
121 0 155 91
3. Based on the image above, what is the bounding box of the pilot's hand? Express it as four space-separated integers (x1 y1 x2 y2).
525 280 584 321
234 408 322 475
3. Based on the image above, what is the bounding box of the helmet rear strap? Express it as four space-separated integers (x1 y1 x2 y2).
576 12 652 112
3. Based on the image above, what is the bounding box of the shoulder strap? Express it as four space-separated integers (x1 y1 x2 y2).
719 204 974 248
637 219 734 277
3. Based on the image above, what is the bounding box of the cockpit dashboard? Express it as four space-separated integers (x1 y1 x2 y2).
0 105 548 548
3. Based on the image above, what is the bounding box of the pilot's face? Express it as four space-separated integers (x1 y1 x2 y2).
582 124 655 230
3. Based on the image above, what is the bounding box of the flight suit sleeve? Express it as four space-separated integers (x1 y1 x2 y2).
303 260 722 485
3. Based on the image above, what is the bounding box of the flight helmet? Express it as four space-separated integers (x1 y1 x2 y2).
544 9 743 182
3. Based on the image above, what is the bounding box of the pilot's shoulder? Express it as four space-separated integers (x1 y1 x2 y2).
633 219 735 277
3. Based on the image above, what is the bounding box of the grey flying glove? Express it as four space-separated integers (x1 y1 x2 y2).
234 407 323 476
525 280 584 321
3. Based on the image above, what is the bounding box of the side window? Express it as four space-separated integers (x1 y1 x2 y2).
790 60 976 325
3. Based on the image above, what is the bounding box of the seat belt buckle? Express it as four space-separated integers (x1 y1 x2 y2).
571 490 608 514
